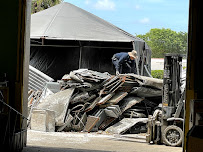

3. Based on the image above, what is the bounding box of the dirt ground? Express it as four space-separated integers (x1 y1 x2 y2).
22 130 182 152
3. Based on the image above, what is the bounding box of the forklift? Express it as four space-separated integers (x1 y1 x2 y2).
146 54 185 146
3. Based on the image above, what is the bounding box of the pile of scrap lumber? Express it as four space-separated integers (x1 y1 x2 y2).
28 69 163 134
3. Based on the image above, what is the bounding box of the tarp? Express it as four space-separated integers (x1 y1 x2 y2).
30 2 151 79
30 46 80 79
31 2 142 43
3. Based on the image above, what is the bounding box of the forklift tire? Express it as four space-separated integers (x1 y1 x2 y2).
162 125 183 147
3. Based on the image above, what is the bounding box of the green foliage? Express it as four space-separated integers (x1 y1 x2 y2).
31 0 63 14
151 70 164 79
137 28 187 58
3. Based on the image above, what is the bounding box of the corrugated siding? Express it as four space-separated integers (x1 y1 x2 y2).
28 65 54 91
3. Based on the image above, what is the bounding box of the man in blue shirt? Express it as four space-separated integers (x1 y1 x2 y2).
112 50 137 75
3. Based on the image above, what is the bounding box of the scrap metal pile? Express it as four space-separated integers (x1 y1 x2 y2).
28 69 163 134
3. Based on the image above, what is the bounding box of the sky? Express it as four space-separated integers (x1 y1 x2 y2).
64 0 189 35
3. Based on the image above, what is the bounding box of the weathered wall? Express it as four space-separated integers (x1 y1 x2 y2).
184 0 203 151
0 0 30 151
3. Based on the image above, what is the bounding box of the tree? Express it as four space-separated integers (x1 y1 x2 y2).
137 28 187 58
31 0 63 14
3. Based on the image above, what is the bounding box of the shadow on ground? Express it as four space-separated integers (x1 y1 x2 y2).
23 146 114 152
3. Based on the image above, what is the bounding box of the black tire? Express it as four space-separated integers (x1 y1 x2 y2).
162 125 183 147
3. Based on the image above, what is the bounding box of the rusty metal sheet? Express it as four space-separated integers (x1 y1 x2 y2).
105 118 148 134
123 109 146 118
120 74 143 86
97 93 115 105
85 97 101 112
109 81 123 93
130 87 162 97
101 76 126 94
70 92 90 104
61 74 71 81
78 70 111 81
93 109 107 130
69 69 111 83
99 117 117 130
104 105 121 118
106 92 128 105
117 85 133 92
120 96 144 113
120 74 163 90
84 116 100 132
70 71 84 83
103 76 120 87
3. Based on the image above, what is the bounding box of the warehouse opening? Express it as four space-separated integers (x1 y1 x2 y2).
0 0 192 152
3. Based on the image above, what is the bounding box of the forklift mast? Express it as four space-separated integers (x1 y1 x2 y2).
162 53 183 120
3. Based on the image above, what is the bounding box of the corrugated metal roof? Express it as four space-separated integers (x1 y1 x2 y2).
31 2 142 42
29 65 54 91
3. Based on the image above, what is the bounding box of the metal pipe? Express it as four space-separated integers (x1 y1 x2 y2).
144 65 152 78
31 44 80 48
132 41 140 75
0 99 28 120
82 46 132 50
79 41 82 69
141 50 145 75
31 44 132 50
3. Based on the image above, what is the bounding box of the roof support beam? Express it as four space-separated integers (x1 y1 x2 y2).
79 41 82 69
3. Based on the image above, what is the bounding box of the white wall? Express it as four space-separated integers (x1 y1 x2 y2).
151 58 187 70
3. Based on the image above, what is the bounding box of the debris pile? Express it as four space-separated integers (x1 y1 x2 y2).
28 69 163 134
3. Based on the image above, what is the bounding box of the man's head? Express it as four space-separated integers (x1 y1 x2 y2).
128 50 137 60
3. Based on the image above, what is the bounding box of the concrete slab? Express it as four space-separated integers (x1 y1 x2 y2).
31 109 55 132
23 130 182 152
37 88 75 126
